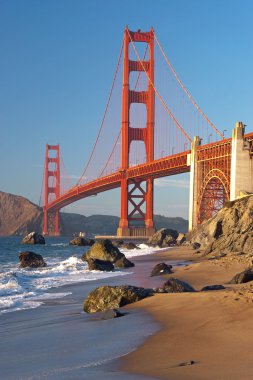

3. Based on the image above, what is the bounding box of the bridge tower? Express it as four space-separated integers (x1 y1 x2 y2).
43 144 60 236
117 27 155 238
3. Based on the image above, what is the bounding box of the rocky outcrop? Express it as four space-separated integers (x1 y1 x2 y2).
176 233 187 245
22 232 45 245
190 196 253 256
114 256 135 268
84 239 124 263
19 251 47 268
150 263 173 277
69 237 94 246
0 191 43 236
83 285 153 313
229 269 253 284
87 258 114 272
148 228 179 247
163 278 195 293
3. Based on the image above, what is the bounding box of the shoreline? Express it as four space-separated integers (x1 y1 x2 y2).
0 246 178 380
122 246 253 380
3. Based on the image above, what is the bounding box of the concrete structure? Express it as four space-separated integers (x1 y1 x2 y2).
230 122 253 200
188 136 201 231
189 121 253 231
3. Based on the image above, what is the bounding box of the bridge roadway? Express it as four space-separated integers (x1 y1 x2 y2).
45 131 253 213
46 131 253 214
47 150 191 212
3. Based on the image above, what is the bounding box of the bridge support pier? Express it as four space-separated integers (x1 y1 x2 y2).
188 136 201 231
230 122 253 200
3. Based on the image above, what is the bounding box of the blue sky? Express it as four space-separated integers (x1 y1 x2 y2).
1 0 253 219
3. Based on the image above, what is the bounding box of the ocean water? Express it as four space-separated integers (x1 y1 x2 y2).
0 236 166 315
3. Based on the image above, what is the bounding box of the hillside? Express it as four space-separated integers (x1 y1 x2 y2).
0 191 43 236
0 191 188 236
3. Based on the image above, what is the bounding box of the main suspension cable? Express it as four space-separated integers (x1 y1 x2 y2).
77 39 124 185
154 33 223 139
127 29 192 143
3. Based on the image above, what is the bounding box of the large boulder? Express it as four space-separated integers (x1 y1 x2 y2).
69 237 94 246
114 256 135 268
83 285 153 313
150 262 173 277
163 278 195 293
85 239 124 263
148 228 179 247
22 232 45 245
87 258 114 272
229 268 253 284
19 251 47 268
190 196 253 255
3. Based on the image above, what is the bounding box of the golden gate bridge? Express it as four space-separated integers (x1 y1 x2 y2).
41 27 253 236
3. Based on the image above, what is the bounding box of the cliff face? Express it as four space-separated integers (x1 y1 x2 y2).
0 191 43 236
0 191 189 236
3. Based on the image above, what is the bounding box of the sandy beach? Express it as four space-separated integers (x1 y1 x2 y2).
123 246 253 380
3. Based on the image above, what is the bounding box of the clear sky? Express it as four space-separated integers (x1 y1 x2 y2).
1 0 253 219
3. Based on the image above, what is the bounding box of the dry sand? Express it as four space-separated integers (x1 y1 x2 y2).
123 246 253 380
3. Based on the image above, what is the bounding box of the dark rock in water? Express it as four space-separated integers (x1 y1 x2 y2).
229 269 253 284
87 258 114 272
113 240 124 247
19 251 47 268
69 237 94 246
148 228 179 247
86 239 124 263
22 232 45 245
114 256 135 268
150 262 173 277
122 242 140 250
192 242 201 250
163 278 195 293
83 285 153 313
201 285 226 291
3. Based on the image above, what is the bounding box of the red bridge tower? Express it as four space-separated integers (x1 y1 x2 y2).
117 27 155 237
43 144 60 236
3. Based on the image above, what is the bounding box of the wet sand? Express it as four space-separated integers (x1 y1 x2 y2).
123 246 253 380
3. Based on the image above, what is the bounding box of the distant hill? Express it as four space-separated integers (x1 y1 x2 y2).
0 191 188 236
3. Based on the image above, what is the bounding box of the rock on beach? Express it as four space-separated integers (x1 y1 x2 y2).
83 285 153 313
